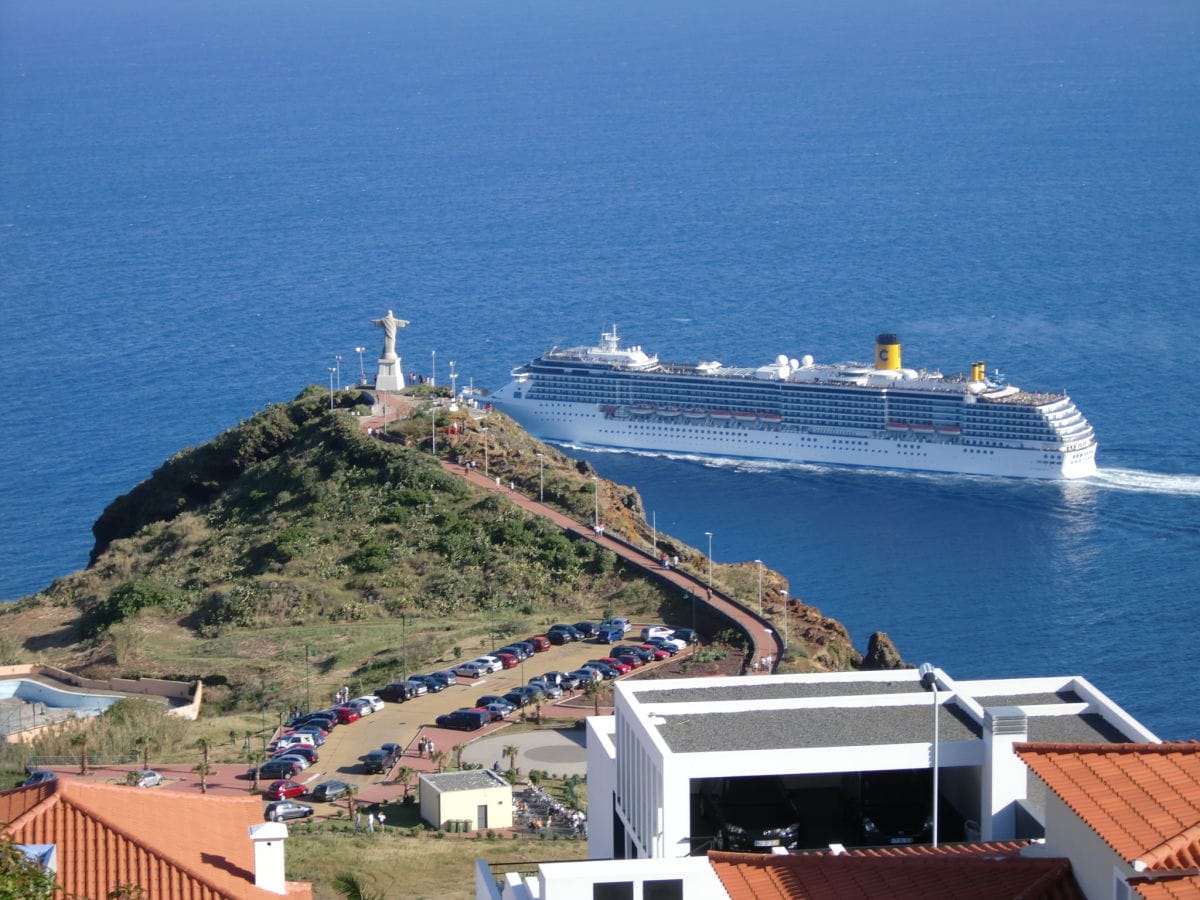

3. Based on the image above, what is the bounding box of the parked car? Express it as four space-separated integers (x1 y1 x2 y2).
595 625 624 644
614 653 644 670
474 656 504 673
290 727 327 745
482 702 511 722
527 678 563 698
129 770 163 788
596 657 632 675
639 644 673 660
641 625 675 642
494 652 520 669
270 753 311 771
355 695 386 712
570 667 603 684
380 742 402 756
254 758 303 781
546 626 576 645
264 780 307 800
430 671 458 688
581 661 620 679
333 706 361 724
670 627 701 645
274 745 318 764
265 800 315 822
362 748 400 774
615 645 654 663
402 680 428 697
345 698 375 716
645 636 685 653
308 780 353 803
600 617 631 634
502 689 534 708
476 695 516 713
275 733 316 751
408 674 447 693
454 661 487 679
435 708 489 731
857 770 934 846
701 776 802 852
526 635 551 652
550 671 582 691
21 771 57 787
550 624 584 640
293 712 337 730
500 643 533 661
573 621 599 638
376 682 415 702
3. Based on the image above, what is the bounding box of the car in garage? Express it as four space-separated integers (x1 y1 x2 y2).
265 800 315 822
700 776 802 852
857 770 934 846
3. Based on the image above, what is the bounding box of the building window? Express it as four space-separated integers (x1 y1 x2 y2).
644 879 684 900
593 883 634 900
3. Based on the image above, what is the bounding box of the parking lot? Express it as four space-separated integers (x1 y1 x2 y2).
279 629 667 799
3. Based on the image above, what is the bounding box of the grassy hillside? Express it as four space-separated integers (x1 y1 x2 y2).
2 388 889 713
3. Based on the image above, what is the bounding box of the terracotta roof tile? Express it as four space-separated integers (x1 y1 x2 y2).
708 849 1085 899
0 778 311 899
1016 742 1200 874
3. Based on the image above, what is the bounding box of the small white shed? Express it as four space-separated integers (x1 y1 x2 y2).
419 769 513 832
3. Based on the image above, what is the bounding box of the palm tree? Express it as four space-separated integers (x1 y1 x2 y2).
332 873 384 900
452 744 464 769
528 688 547 724
430 749 448 773
502 744 520 772
247 749 264 794
134 735 155 772
584 678 613 716
394 765 416 802
70 730 90 776
193 737 213 794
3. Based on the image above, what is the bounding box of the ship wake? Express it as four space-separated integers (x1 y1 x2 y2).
1086 468 1200 498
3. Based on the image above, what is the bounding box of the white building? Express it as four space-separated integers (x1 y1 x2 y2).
583 667 1157 861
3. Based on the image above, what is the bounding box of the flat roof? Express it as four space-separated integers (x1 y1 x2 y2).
637 680 923 705
421 770 508 792
655 703 981 754
974 691 1082 707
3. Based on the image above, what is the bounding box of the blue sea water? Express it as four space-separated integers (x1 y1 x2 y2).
1 0 1197 736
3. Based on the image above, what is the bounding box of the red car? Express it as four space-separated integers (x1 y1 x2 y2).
264 780 307 800
334 706 360 724
526 635 551 652
615 653 644 669
640 644 672 661
495 651 520 669
597 657 632 675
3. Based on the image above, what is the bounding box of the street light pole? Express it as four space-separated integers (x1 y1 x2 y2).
920 663 940 847
355 347 366 384
652 511 656 557
704 532 713 592
334 355 342 390
781 589 789 650
431 406 437 455
431 349 436 388
593 476 599 529
536 452 544 502
755 560 763 616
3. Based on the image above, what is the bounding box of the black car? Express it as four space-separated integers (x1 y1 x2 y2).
264 800 315 822
376 682 415 702
573 621 598 639
273 745 318 764
308 780 352 802
701 776 802 853
614 645 654 662
547 624 581 643
21 770 56 787
670 627 700 645
502 688 535 708
499 643 533 661
435 708 488 731
293 712 337 729
858 770 934 846
254 758 303 781
363 748 400 774
408 674 448 693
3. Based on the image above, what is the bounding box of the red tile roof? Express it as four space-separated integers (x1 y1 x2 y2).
709 846 1084 899
0 778 311 899
1016 742 1200 900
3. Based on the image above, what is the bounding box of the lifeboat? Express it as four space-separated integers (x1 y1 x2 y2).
598 405 617 415
732 411 759 421
760 412 782 424
910 423 936 433
658 407 681 418
631 405 654 416
937 424 962 435
709 409 733 420
885 421 909 432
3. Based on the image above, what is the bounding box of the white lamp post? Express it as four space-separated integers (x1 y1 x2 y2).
652 511 657 558
781 589 789 649
334 355 342 390
755 560 763 615
355 347 366 384
431 349 436 388
920 663 940 847
536 452 544 502
449 361 459 411
593 476 600 529
704 532 713 592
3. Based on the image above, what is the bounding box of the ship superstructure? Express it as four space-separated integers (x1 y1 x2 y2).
488 328 1098 479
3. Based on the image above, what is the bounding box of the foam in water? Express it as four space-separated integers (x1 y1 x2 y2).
1087 469 1200 498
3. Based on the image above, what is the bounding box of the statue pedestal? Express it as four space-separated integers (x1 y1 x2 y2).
375 357 404 392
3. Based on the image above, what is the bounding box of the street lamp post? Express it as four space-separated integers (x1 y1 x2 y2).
593 476 599 529
449 361 458 405
920 663 940 847
431 349 436 388
652 511 657 558
755 560 763 616
355 347 366 384
430 405 437 455
704 532 713 593
327 367 336 410
536 452 544 502
334 355 342 390
781 589 789 650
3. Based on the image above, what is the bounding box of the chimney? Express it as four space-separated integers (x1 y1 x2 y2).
247 821 289 894
981 707 1029 841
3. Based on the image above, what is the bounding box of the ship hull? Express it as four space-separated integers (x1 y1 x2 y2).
489 390 1098 480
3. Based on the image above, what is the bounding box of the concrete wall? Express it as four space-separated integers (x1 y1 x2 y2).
1028 789 1135 899
537 857 728 900
0 665 202 721
420 778 512 831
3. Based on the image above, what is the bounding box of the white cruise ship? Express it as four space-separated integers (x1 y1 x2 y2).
489 328 1098 479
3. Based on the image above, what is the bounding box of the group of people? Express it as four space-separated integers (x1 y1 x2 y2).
334 686 351 706
592 522 606 538
416 736 437 759
353 807 386 833
658 552 680 569
756 655 775 671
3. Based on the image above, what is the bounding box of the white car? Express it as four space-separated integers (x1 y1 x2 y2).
129 770 162 788
353 695 385 713
641 625 675 642
474 656 504 673
276 734 316 752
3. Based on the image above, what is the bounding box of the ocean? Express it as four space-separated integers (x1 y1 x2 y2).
1 0 1197 737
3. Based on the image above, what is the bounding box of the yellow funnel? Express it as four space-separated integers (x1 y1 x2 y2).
875 333 901 370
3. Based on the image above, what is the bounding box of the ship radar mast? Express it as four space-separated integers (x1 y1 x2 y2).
601 325 620 352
